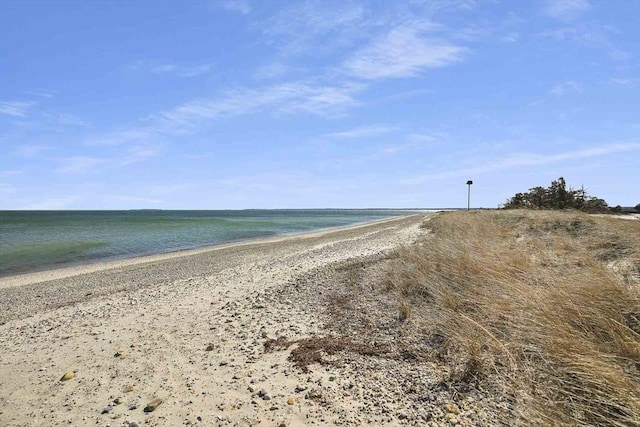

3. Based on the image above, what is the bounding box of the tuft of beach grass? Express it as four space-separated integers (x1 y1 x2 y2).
385 210 640 426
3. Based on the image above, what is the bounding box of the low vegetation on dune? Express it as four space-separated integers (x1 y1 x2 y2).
385 210 640 426
502 176 640 214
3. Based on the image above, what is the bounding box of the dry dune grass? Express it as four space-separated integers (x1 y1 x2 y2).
385 210 640 426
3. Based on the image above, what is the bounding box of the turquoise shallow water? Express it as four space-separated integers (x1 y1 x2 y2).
0 209 415 276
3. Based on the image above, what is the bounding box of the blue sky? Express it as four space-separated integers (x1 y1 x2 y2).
1 0 639 209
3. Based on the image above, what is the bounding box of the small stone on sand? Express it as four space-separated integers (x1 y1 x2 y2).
60 371 75 381
144 398 163 412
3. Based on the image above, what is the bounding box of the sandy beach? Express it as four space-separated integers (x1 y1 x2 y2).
0 213 470 427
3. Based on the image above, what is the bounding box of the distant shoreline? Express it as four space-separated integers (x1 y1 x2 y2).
0 209 437 279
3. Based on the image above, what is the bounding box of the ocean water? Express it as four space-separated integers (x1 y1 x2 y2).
0 209 415 276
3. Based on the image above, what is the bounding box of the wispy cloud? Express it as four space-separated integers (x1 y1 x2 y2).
120 144 160 165
0 169 23 177
371 89 432 105
537 22 628 60
345 24 466 80
323 131 445 167
254 2 366 81
326 124 397 139
53 145 159 173
24 89 56 98
56 156 105 174
14 144 50 158
407 132 447 145
610 77 640 87
0 101 36 117
151 63 212 77
87 127 155 146
130 61 212 78
151 64 176 73
544 0 590 19
158 81 362 128
379 137 437 155
281 83 362 115
452 22 494 43
551 81 581 96
43 112 90 127
502 33 520 43
219 0 251 15
404 141 640 183
179 64 212 77
254 61 301 80
83 80 362 165
266 1 363 34
264 1 366 56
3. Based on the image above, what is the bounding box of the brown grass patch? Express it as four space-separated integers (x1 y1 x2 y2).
385 210 640 426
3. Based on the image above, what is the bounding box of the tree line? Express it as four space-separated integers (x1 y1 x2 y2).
502 177 638 213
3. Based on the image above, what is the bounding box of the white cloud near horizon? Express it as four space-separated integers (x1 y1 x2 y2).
109 195 165 205
345 25 466 80
54 145 158 173
0 183 18 197
19 196 82 210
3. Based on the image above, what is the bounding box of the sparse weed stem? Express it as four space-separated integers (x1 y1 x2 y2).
398 300 412 322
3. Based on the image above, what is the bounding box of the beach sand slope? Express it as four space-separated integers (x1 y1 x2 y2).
0 215 441 426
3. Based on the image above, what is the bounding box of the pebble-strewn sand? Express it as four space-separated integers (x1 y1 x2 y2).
0 215 443 427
